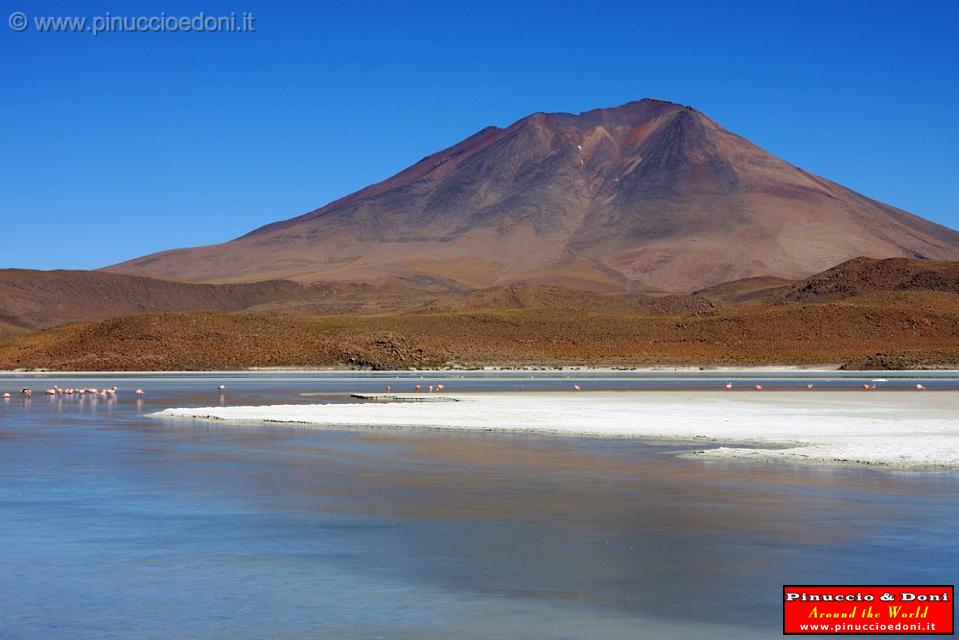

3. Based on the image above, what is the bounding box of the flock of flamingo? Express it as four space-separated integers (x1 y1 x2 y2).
384 384 446 393
3 385 233 401
2 385 145 400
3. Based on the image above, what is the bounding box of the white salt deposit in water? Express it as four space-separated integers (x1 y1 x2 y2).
152 391 959 470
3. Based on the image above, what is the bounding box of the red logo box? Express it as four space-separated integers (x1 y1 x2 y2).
783 585 954 635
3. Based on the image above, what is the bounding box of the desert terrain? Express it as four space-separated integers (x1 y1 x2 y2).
2 258 958 371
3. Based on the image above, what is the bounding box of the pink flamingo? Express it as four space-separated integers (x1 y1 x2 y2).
573 384 582 391
916 384 926 391
415 384 422 391
724 382 732 390
436 384 445 391
428 385 434 393
385 385 392 393
135 389 144 397
754 384 763 391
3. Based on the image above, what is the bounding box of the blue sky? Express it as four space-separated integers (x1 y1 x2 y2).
1 0 957 270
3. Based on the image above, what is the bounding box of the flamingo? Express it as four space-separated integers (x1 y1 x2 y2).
135 389 144 397
428 385 434 393
217 385 225 392
862 384 876 391
916 384 926 391
415 384 422 391
573 384 582 391
2 393 10 399
45 389 56 395
754 384 763 391
806 383 814 390
724 382 732 390
436 384 445 391
385 385 392 393
21 388 32 398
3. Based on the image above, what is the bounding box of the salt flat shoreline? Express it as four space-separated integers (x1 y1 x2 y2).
1 366 842 374
4 368 959 377
151 391 959 471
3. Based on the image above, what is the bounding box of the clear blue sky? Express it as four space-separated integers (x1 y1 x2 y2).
1 0 957 270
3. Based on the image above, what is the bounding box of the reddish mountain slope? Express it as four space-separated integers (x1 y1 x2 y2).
107 99 959 292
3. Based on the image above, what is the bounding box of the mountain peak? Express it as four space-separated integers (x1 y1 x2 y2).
598 97 690 111
513 97 691 127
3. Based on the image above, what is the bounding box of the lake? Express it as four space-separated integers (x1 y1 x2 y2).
1 373 957 639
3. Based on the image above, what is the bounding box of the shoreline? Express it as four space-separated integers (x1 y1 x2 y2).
1 365 846 374
150 391 959 471
3 367 959 377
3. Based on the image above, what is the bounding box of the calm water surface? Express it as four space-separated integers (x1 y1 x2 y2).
1 373 957 639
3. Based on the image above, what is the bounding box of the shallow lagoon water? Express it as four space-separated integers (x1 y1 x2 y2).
1 373 957 639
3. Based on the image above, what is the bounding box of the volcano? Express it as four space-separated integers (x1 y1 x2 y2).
108 99 959 292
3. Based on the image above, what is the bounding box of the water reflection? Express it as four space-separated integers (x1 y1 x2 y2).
0 374 957 639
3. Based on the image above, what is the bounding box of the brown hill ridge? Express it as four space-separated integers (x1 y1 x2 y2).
0 268 712 334
107 99 959 292
5 257 959 335
769 257 959 303
3 258 959 370
0 269 303 333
